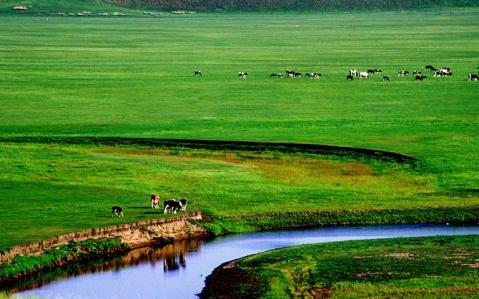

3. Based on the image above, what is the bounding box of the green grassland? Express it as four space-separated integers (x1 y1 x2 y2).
201 235 479 298
0 8 478 251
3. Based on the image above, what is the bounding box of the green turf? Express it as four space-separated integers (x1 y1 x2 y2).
201 235 479 298
0 8 478 250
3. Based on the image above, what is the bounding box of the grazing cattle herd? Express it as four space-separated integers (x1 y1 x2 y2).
111 65 476 217
193 65 479 81
112 195 188 217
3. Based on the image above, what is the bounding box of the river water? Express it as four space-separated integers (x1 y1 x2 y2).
14 224 479 299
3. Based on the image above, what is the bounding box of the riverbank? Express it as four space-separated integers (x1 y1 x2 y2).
2 207 478 290
201 234 479 298
0 212 208 285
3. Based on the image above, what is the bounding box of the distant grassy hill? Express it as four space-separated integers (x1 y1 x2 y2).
1 0 478 14
104 0 479 11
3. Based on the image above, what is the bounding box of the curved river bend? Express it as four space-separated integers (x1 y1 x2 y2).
15 224 479 299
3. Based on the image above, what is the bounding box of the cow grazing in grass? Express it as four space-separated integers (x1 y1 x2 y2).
358 72 369 79
112 206 123 217
164 199 182 214
437 68 453 77
348 69 358 76
270 73 283 78
194 70 203 77
397 70 409 77
346 74 354 80
413 70 422 76
415 74 427 81
179 198 188 211
468 74 479 81
434 69 453 78
286 69 301 78
367 68 382 75
382 75 390 81
425 65 437 71
305 72 321 79
151 194 160 209
238 71 249 78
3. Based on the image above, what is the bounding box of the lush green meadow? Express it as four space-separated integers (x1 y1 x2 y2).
201 235 479 298
0 8 478 250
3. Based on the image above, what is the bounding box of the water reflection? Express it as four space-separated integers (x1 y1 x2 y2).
13 225 479 299
3 239 204 294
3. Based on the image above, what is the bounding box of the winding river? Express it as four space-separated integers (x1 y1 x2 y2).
13 224 479 299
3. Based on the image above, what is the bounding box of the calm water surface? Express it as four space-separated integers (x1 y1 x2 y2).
15 224 479 299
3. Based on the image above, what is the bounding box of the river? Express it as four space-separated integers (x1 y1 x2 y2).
14 224 479 299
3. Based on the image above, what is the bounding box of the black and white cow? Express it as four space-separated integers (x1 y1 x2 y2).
398 70 409 77
348 69 358 76
415 74 427 81
163 199 182 214
194 70 203 77
468 74 479 81
305 72 321 79
286 69 301 78
413 70 422 76
112 206 123 217
179 198 188 211
238 72 249 78
346 74 354 80
382 75 390 81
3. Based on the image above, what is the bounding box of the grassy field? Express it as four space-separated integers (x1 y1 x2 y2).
0 8 478 251
201 235 479 298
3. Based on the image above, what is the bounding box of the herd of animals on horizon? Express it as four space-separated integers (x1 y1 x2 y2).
112 195 187 217
194 65 479 81
110 64 477 218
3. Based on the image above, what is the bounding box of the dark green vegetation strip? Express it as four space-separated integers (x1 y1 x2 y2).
201 235 479 298
114 0 479 11
0 136 420 165
204 207 479 235
0 238 129 286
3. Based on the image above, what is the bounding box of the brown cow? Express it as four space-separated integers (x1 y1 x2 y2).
151 194 160 209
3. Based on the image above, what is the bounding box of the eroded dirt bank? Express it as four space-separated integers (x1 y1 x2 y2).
0 211 207 265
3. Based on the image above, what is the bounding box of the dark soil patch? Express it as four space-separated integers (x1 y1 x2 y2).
199 260 266 299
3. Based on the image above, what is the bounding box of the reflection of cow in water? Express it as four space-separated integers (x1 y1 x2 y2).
150 194 160 209
164 251 186 271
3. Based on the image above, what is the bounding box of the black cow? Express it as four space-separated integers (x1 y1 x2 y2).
425 65 437 71
270 73 283 78
194 70 203 77
164 199 182 214
179 198 188 211
112 206 123 217
468 74 479 81
382 76 390 81
367 68 382 75
346 74 354 80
